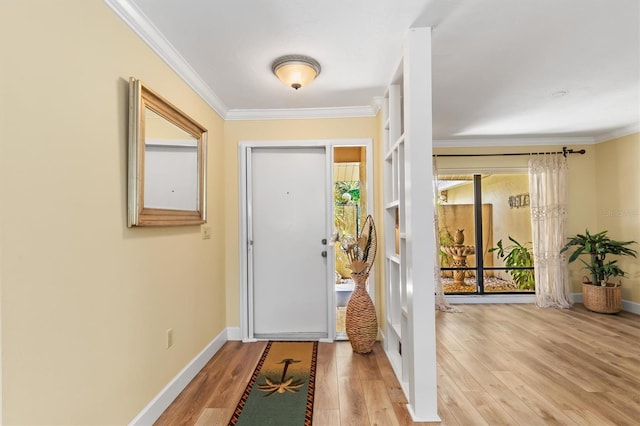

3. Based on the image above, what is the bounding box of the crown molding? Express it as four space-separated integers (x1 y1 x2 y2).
103 0 228 117
433 136 596 148
593 123 640 143
370 96 383 115
103 0 378 122
225 105 378 121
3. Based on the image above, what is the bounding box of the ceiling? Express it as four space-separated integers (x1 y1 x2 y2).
107 0 639 142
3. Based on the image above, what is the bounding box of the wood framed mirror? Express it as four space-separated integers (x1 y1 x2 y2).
128 77 207 226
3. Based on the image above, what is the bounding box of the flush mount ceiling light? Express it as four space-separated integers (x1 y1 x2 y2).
272 55 321 90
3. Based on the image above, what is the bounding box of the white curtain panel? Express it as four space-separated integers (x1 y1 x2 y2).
433 158 459 312
528 154 572 308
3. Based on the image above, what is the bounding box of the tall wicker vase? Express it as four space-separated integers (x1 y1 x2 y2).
346 272 378 354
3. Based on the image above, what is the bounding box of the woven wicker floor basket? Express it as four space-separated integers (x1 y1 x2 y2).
346 272 378 354
582 282 622 314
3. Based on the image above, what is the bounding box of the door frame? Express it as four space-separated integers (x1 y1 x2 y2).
239 138 373 342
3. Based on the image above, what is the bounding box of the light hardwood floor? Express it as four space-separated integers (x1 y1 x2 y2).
155 304 640 425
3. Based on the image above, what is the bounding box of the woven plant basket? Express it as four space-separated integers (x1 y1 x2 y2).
582 279 622 314
346 272 378 354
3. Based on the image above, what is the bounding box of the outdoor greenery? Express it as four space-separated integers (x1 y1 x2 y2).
561 229 637 286
334 181 360 205
489 236 535 290
334 181 361 278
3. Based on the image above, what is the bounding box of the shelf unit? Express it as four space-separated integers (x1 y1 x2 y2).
383 78 407 377
381 28 439 422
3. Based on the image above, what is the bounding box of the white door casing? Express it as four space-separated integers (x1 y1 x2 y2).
238 139 373 342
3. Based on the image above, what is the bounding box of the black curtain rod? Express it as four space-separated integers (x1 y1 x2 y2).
434 146 586 158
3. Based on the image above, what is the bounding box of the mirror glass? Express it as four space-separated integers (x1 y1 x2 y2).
128 78 207 226
144 109 199 211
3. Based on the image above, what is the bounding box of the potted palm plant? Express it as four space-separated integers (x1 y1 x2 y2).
561 229 637 313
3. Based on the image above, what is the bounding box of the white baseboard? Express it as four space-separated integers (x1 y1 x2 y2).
623 299 640 314
128 328 229 425
406 403 441 423
226 326 241 341
447 294 536 304
448 293 639 313
571 293 640 314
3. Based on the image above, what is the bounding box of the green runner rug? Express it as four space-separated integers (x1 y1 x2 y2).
229 341 318 426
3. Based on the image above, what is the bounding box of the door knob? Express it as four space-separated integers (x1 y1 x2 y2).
321 250 327 258
321 238 327 245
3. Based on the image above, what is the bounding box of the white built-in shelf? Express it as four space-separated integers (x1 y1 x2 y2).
388 255 400 264
385 200 399 209
382 28 437 421
385 134 406 158
388 320 402 340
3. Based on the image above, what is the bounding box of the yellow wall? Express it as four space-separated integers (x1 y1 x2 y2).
222 118 381 330
0 1 226 424
594 133 640 302
1 0 638 424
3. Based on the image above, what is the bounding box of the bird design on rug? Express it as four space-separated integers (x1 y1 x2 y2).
258 358 306 396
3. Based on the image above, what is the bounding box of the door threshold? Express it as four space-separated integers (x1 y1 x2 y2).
253 332 328 341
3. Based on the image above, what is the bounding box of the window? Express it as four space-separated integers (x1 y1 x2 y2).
438 174 534 294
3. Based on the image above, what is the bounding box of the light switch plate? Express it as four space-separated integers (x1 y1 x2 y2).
201 225 211 239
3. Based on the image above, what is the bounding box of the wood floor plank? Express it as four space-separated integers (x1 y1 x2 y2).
562 409 619 426
439 349 545 425
361 379 400 426
154 304 640 425
353 350 382 380
194 408 230 426
312 408 341 426
493 370 580 425
314 342 340 410
436 369 490 426
462 391 519 426
433 402 461 426
477 383 549 426
372 343 406 403
391 402 419 426
338 376 371 426
596 392 640 425
155 341 265 425
436 346 484 393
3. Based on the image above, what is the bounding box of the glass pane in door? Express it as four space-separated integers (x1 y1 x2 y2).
334 146 367 338
484 173 534 292
437 175 477 293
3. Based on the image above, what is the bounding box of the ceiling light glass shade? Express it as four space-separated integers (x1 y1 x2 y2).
272 55 321 90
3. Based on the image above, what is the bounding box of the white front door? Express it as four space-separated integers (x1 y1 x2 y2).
248 146 330 339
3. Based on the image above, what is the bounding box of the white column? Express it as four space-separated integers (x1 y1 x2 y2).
403 27 438 421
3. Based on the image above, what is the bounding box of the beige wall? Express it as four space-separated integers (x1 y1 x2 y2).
1 0 638 424
222 118 381 330
594 133 640 302
0 1 226 424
